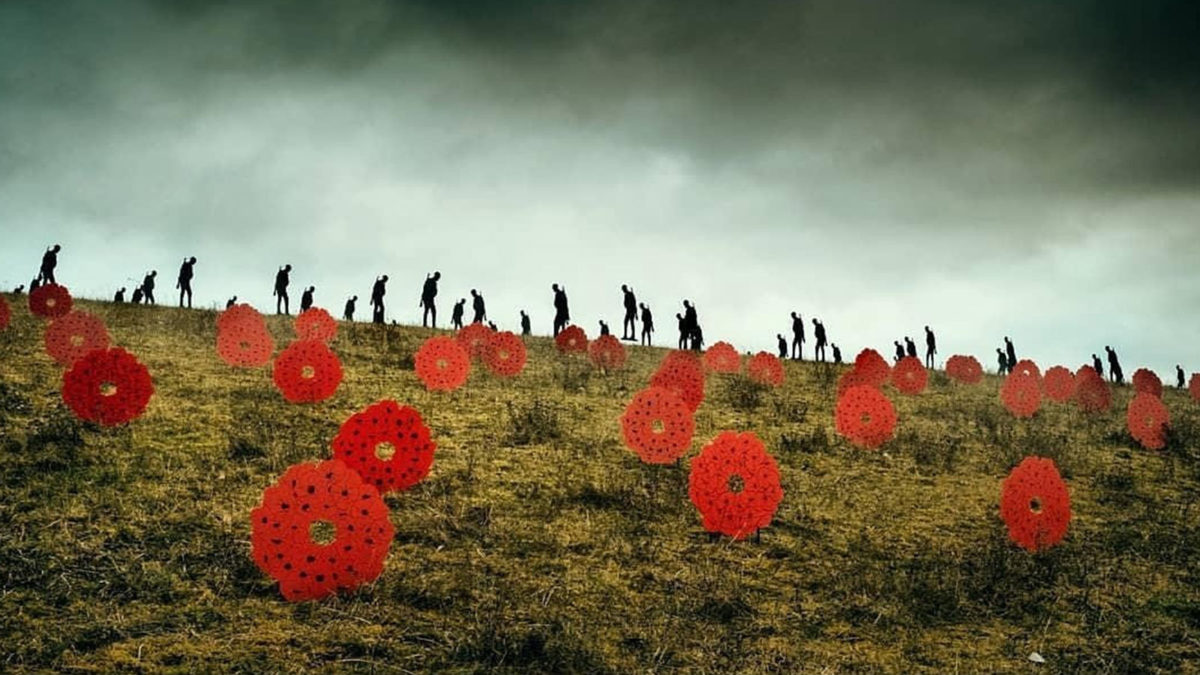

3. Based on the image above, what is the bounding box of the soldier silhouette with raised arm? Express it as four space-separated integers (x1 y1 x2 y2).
924 326 936 369
451 299 465 330
300 286 315 312
114 287 126 303
142 270 158 305
621 285 638 341
470 289 486 324
343 295 357 321
177 256 197 308
552 284 570 336
640 303 654 346
40 244 61 285
599 320 610 337
813 318 828 362
894 341 905 362
420 272 440 328
227 296 238 309
777 334 788 359
371 275 388 324
832 344 843 364
1092 353 1104 378
1105 346 1124 384
520 310 531 337
274 265 292 314
1177 365 1185 389
790 312 805 360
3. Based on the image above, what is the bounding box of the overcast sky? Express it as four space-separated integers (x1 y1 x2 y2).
2 0 1198 377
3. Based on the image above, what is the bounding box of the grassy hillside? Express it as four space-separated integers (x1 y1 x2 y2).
1 295 1199 674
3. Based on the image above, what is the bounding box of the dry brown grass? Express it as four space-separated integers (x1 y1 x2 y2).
1 295 1199 674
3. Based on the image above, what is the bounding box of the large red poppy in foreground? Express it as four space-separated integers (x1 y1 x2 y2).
1041 366 1076 403
415 336 470 391
44 311 111 366
273 340 343 403
295 308 338 343
481 331 527 377
1001 373 1041 419
1131 368 1162 398
853 349 891 388
835 385 897 449
620 387 695 464
687 431 783 540
332 400 436 492
891 356 927 395
29 284 72 319
250 460 394 602
589 334 628 372
703 342 741 374
945 354 983 384
1000 456 1070 552
746 351 784 387
1127 392 1169 451
62 347 154 426
555 325 589 354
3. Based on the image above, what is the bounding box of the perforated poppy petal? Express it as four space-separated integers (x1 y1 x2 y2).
61 347 154 426
0 294 10 331
44 311 110 366
1011 360 1041 381
482 331 527 377
835 385 897 449
1074 365 1111 413
272 339 343 403
837 368 878 397
456 323 495 361
1191 373 1200 403
1042 366 1076 403
1000 456 1070 552
945 354 983 384
415 336 470 391
687 431 783 540
746 352 784 387
620 387 695 464
332 400 436 492
217 303 263 333
853 349 891 388
1127 392 1169 450
29 284 72 319
589 334 628 371
217 320 275 368
295 308 338 343
650 353 706 412
891 356 927 395
1132 368 1163 398
1001 372 1041 419
555 324 589 354
703 342 741 374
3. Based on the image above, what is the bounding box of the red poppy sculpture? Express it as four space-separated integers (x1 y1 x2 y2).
414 336 470 391
999 456 1071 553
332 400 436 492
853 349 892 388
44 311 111 366
1191 373 1200 403
555 324 589 354
1011 359 1041 381
1131 368 1162 398
1127 392 1169 451
650 354 706 412
456 323 494 361
29 283 72 319
703 342 742 374
1074 365 1111 413
1041 366 1076 403
746 351 784 387
835 385 898 449
273 340 343 403
217 303 263 332
687 431 783 540
620 387 696 464
295 307 338 343
217 321 275 368
0 294 10 331
891 356 927 395
837 367 879 396
481 331 527 377
945 354 984 384
250 460 394 602
1001 373 1041 419
589 334 628 372
62 347 154 426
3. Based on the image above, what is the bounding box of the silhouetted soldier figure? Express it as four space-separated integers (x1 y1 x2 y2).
905 337 917 359
676 313 688 349
40 244 61 285
274 265 292 314
487 321 498 331
520 311 531 337
1177 365 1185 389
343 296 357 321
176 256 197 308
142 270 158 305
451 299 465 330
12 284 24 294
31 275 43 293
420 272 441 328
682 301 698 338
227 296 238 309
1105 346 1123 384
131 286 144 304
599 320 610 337
1092 354 1104 378
552 284 570 336
924 326 936 369
470 289 486 324
813 319 828 362
300 286 315 312
114 287 126 303
777 334 788 359
640 303 654 346
690 325 704 351
790 312 805 360
832 344 843 364
371 276 388 324
1004 337 1016 372
996 349 1008 374
894 341 905 362
620 285 638 340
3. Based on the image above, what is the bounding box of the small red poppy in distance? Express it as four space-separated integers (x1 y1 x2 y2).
589 334 628 372
555 324 589 354
853 349 891 388
1074 365 1111 413
945 354 983 384
481 331 527 377
44 311 111 366
1190 373 1200 403
1001 373 1042 419
273 340 344 403
687 431 784 540
891 356 927 395
620 387 695 464
1131 368 1162 398
835 385 898 449
331 400 436 492
650 354 706 412
61 347 154 426
0 294 10 331
703 342 742 374
217 321 275 368
1000 456 1071 553
295 308 338 343
414 336 471 391
250 460 394 602
746 352 784 387
1127 392 1170 451
1011 359 1041 381
456 323 495 361
29 284 73 319
1041 366 1076 403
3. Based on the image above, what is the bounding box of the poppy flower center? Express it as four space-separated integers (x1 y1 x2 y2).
436 358 448 370
375 442 396 461
46 298 57 308
239 341 250 350
651 419 666 434
727 474 745 494
859 412 872 425
301 365 316 379
498 350 509 360
99 382 118 397
309 520 336 545
70 334 85 347
1029 498 1042 514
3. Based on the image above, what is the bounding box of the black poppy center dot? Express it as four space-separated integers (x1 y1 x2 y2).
1029 498 1042 514
375 442 396 461
309 520 336 545
651 420 666 434
301 365 315 379
100 382 118 397
727 475 745 494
